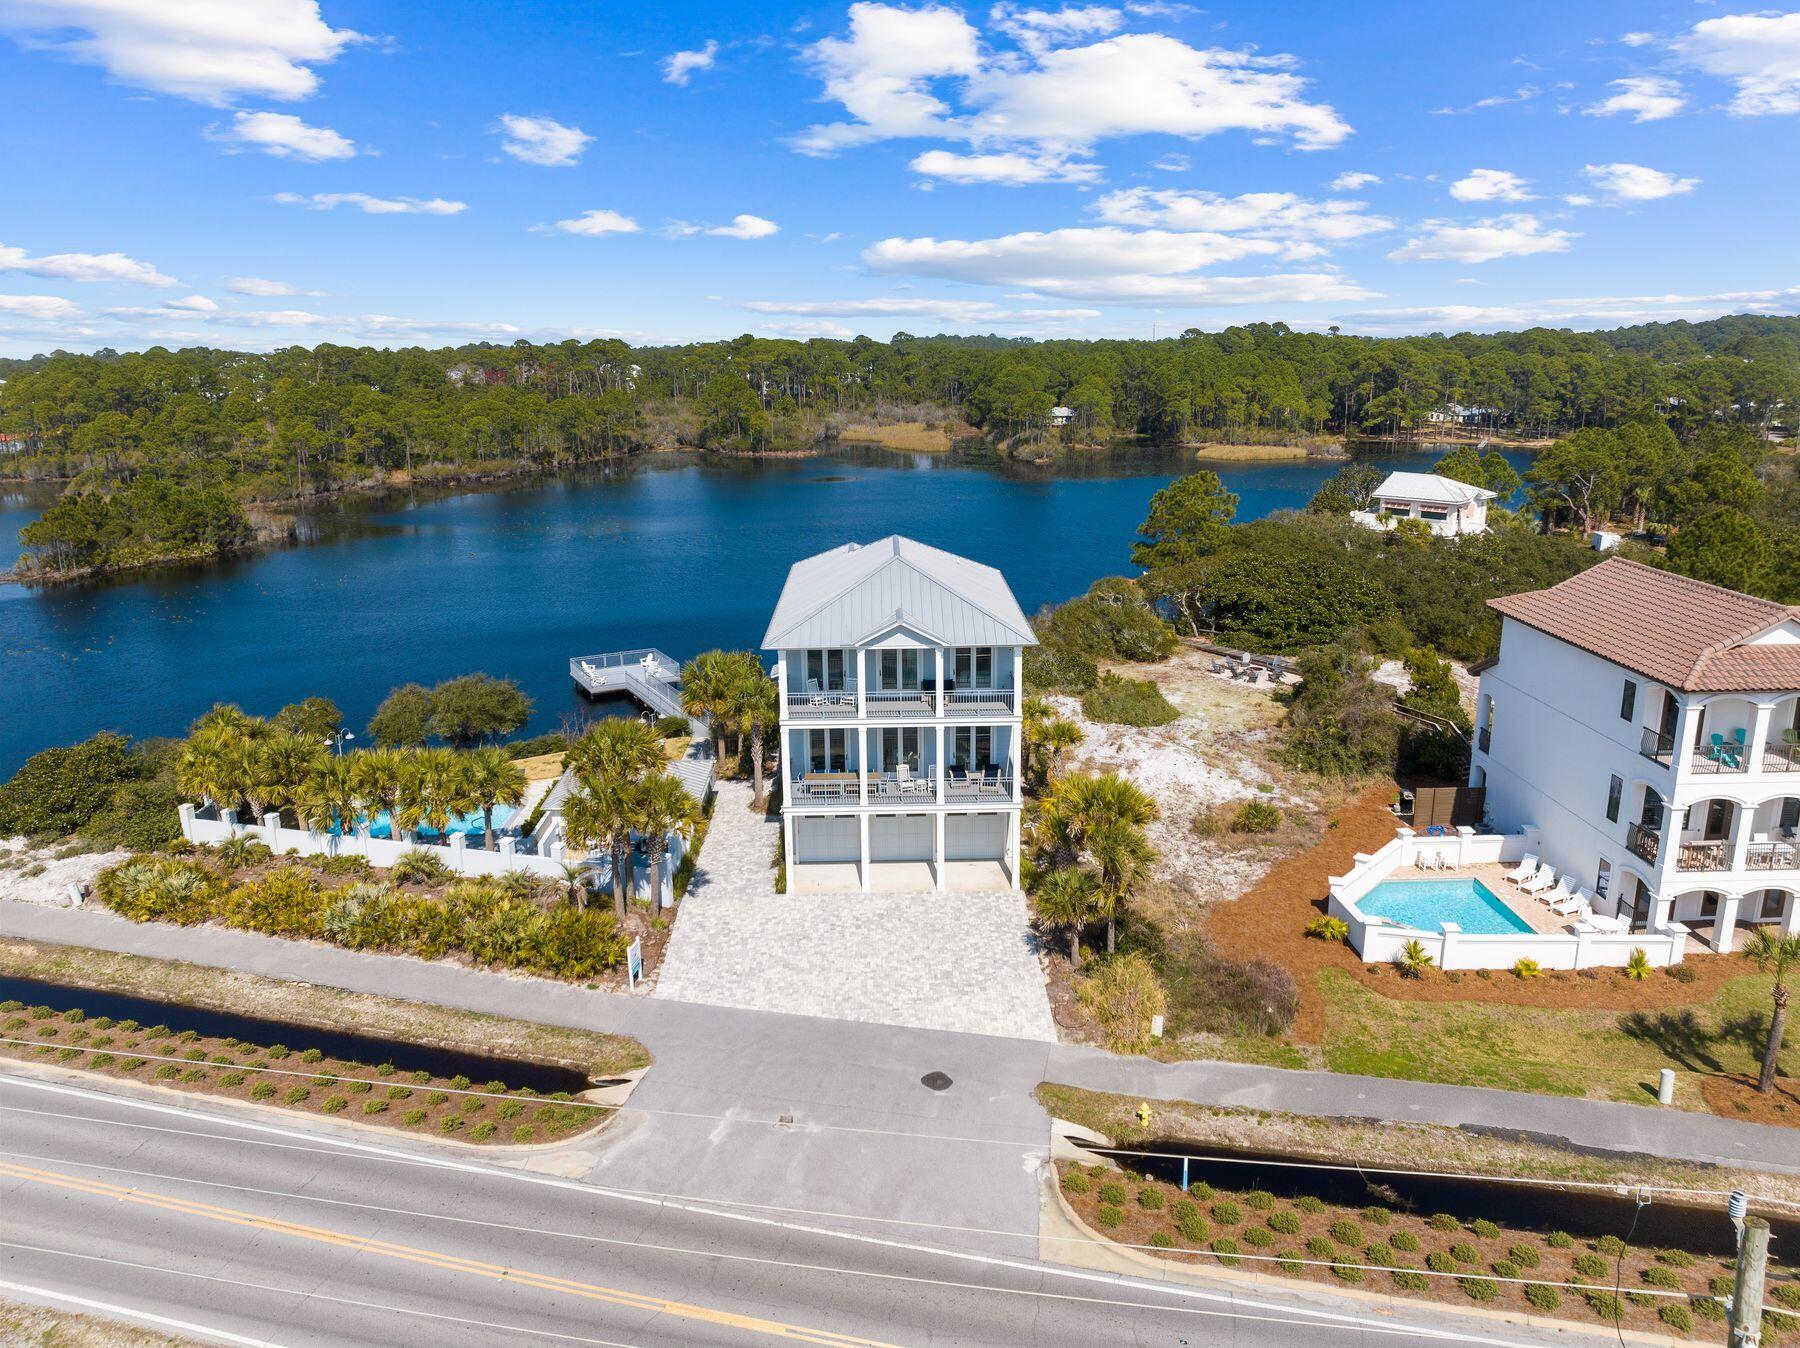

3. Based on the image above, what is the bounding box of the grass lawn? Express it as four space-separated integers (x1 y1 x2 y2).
1318 969 1792 1109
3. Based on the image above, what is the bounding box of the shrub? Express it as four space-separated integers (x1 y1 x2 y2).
1460 1277 1499 1302
1186 1181 1215 1201
1329 1220 1363 1246
1242 1227 1274 1249
402 1108 427 1126
1230 801 1283 834
0 732 146 837
1307 1237 1336 1260
1158 944 1299 1039
1584 1291 1624 1321
1624 947 1652 980
1507 1243 1539 1269
250 1081 277 1099
1081 674 1180 728
390 848 452 885
1692 1295 1727 1322
1277 1249 1303 1275
1365 1242 1395 1267
1667 963 1698 983
1524 1283 1561 1312
1657 1248 1694 1269
1210 1202 1242 1226
1332 1261 1362 1283
217 1071 244 1087
95 856 223 926
1594 1235 1626 1257
1268 1210 1301 1235
1076 953 1167 1054
1296 1196 1326 1215
387 1086 412 1100
1546 1230 1572 1249
90 1053 118 1069
299 1047 324 1063
1305 915 1349 942
1149 1231 1174 1249
1095 1205 1125 1229
1427 1213 1458 1231
1491 1259 1518 1280
1711 1275 1736 1298
1572 1254 1607 1279
1512 958 1544 979
496 1099 522 1119
1360 1206 1389 1227
439 1116 463 1134
321 1096 347 1114
1169 1198 1196 1222
1391 1268 1429 1292
1426 1252 1455 1274
1176 1213 1209 1244
1245 1189 1274 1210
1643 1266 1681 1289
283 1087 309 1105
362 1100 388 1115
1061 1170 1090 1196
512 1124 537 1143
1659 1304 1693 1333
426 1092 449 1106
1097 1181 1128 1205
1469 1219 1499 1239
154 1064 178 1079
1211 1238 1240 1267
1390 1232 1420 1253
347 1079 372 1094
1137 1186 1164 1210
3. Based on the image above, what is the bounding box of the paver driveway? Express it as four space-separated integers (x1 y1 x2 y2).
655 781 1056 1041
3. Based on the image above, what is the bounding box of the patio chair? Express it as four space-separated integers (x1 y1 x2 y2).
1210 658 1230 675
1518 864 1557 894
1546 886 1587 917
1538 876 1573 907
806 678 827 708
1502 853 1539 884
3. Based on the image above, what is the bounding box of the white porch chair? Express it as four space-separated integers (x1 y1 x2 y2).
1519 864 1557 894
1538 876 1573 907
806 678 827 708
1502 853 1539 885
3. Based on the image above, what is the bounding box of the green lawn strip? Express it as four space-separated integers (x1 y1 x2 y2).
1153 1033 1313 1071
1316 970 1789 1106
0 937 648 1076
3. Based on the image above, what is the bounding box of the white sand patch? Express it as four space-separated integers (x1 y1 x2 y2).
0 837 127 906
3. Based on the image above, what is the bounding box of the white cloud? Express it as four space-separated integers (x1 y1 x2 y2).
548 209 641 237
1330 171 1381 190
166 294 219 312
909 148 1101 184
273 192 467 215
668 214 779 239
1561 194 1595 207
1620 31 1655 48
989 4 1122 54
1151 152 1189 172
1339 286 1800 334
1387 215 1575 264
207 109 354 160
0 241 178 286
1582 161 1699 202
1449 168 1533 202
0 0 360 105
662 39 719 85
793 4 1349 158
861 225 1373 304
1583 75 1685 123
0 293 87 328
495 114 593 167
1092 188 1393 250
742 297 1101 322
1674 11 1800 116
228 276 321 297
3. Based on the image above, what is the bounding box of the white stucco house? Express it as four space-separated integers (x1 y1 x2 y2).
764 535 1032 895
1471 557 1800 953
1352 471 1496 538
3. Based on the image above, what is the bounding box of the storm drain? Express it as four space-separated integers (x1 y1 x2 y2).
920 1071 953 1092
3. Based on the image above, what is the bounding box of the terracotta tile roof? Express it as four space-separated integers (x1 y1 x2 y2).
1488 557 1800 691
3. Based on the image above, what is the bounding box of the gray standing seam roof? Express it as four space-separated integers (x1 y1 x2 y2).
760 535 1037 650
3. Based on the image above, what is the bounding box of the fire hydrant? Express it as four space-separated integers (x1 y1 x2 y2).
1136 1102 1154 1127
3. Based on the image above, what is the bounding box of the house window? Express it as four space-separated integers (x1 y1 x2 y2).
1781 798 1800 835
879 727 921 771
1641 788 1665 830
878 649 920 689
1594 858 1611 897
952 725 993 768
1605 775 1623 823
805 649 846 691
1420 509 1450 521
806 729 850 772
1763 890 1787 920
953 647 994 689
1620 680 1636 722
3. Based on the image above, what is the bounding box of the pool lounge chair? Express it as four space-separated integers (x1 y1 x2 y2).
1518 864 1557 894
1537 876 1573 908
1546 886 1588 917
1502 854 1539 885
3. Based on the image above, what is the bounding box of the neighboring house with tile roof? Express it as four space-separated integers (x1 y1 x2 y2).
1472 557 1800 954
1351 471 1497 538
764 535 1033 895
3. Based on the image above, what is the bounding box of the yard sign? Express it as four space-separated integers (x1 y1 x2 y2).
627 938 643 989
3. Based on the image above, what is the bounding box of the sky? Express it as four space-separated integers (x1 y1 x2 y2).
0 0 1797 356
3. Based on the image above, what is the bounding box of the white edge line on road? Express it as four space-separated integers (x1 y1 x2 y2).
0 1274 284 1348
0 1073 1563 1348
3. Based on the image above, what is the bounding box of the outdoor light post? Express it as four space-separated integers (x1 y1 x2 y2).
328 729 355 756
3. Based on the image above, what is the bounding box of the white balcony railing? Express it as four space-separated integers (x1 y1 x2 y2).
945 688 1015 716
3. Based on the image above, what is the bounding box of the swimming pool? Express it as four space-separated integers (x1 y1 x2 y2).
1356 878 1534 936
329 805 518 841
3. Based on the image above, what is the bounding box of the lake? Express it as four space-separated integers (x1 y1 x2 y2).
0 443 1531 772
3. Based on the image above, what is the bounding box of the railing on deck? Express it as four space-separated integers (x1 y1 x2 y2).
945 688 1015 715
1676 839 1729 871
1626 821 1662 865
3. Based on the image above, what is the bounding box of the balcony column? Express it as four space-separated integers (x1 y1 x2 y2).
1716 891 1742 953
859 728 869 807
1784 891 1800 937
856 651 867 719
777 651 790 708
858 813 871 893
1007 810 1022 890
935 646 947 716
1670 697 1701 771
1729 803 1753 872
934 813 946 892
1010 726 1022 804
1750 700 1776 772
934 724 945 803
1012 646 1023 714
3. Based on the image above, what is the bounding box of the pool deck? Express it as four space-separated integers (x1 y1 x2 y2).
1393 862 1572 936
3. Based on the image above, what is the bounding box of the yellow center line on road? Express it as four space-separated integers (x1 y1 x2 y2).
0 1160 900 1348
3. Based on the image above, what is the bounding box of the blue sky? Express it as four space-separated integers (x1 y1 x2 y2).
0 0 1796 356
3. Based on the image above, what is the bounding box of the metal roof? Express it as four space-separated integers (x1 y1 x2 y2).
761 535 1037 650
1374 471 1496 506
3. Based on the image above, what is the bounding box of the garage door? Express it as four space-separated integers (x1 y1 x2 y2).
869 813 932 862
795 815 859 864
945 812 1007 861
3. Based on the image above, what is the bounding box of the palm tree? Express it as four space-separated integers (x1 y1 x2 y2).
1036 718 1084 787
567 717 664 784
223 736 272 822
465 745 527 852
1040 772 1159 954
1744 927 1800 1094
560 779 636 918
633 773 700 909
348 748 405 841
556 859 593 910
176 725 241 814
681 649 740 764
256 731 326 825
733 663 779 807
298 755 360 836
1033 868 1098 968
405 748 476 843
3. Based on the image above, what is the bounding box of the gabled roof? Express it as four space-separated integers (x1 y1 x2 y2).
761 535 1037 650
1489 556 1800 692
1373 471 1496 506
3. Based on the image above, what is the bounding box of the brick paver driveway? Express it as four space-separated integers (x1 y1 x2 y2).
655 781 1055 1041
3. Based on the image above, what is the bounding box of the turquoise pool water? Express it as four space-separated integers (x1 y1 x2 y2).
1357 878 1533 936
330 805 517 841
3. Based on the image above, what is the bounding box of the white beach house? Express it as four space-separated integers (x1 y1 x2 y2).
1352 471 1495 537
764 536 1033 894
1471 557 1800 953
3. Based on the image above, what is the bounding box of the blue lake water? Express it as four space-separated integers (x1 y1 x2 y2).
1357 877 1535 936
0 443 1533 773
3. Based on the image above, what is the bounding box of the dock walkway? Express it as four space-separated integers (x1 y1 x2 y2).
570 648 697 729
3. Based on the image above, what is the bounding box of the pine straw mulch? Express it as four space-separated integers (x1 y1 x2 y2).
1203 784 1761 1044
1700 1071 1800 1127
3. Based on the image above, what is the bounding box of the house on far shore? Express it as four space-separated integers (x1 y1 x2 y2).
1047 405 1075 427
1425 402 1498 427
1351 471 1496 538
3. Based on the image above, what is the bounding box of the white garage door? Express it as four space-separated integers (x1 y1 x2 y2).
869 813 932 862
945 812 1007 861
795 815 859 864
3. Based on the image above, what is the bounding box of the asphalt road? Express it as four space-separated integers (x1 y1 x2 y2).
1 1072 1610 1348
